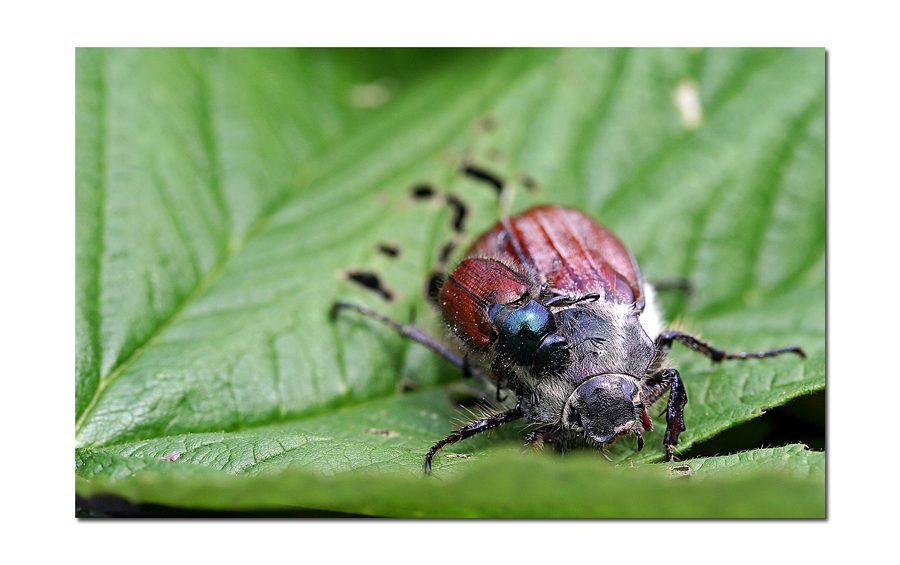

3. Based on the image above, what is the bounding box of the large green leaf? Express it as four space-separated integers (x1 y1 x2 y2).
77 444 823 518
76 48 825 517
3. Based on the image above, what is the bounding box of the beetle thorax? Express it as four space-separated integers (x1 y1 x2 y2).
514 300 656 425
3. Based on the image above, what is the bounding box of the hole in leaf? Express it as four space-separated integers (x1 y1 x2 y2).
446 194 468 233
461 164 504 194
410 184 436 199
377 243 401 258
438 241 456 265
346 271 394 301
426 271 444 305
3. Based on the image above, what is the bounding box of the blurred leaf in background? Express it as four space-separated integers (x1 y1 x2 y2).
76 47 825 517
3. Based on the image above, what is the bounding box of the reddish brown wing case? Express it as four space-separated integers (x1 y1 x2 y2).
438 258 531 349
466 205 644 307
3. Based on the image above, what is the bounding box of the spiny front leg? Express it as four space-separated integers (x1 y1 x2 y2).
424 404 524 473
643 368 688 461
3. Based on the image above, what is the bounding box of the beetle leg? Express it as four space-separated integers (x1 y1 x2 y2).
489 360 518 402
656 330 806 362
331 301 469 370
461 354 474 379
425 403 524 473
495 384 507 403
642 368 688 462
524 425 559 449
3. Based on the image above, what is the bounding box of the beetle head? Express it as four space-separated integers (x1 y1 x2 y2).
562 374 646 447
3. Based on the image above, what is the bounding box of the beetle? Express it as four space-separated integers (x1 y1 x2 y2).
333 204 805 472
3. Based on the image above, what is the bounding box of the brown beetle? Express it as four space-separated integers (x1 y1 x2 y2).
334 205 805 472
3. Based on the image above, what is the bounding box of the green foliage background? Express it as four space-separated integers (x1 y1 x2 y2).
76 48 825 517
